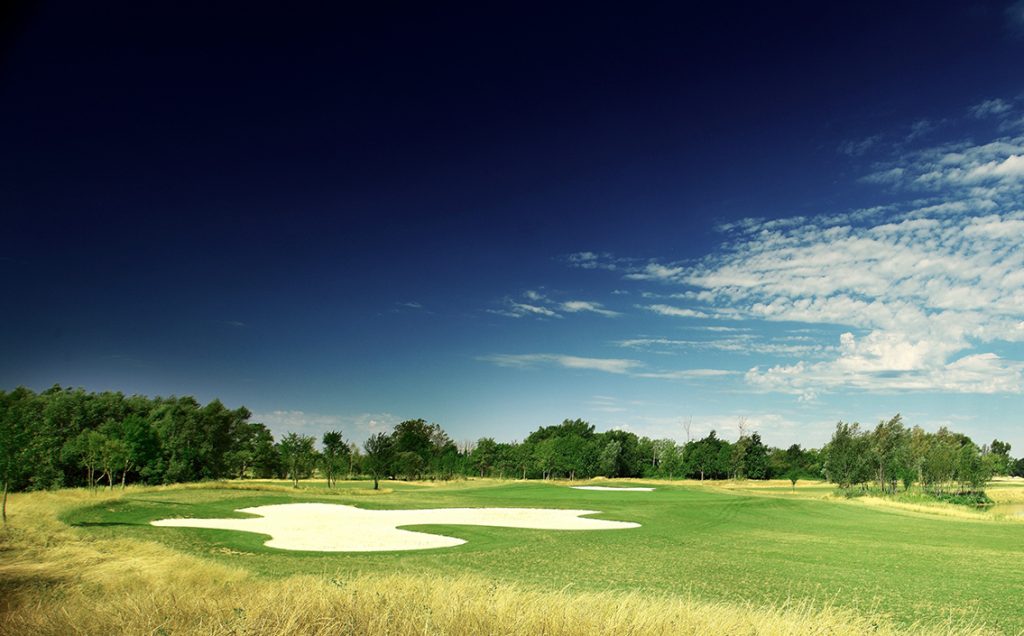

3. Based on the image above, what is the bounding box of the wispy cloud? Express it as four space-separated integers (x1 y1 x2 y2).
490 289 621 319
624 263 686 282
563 251 619 271
488 291 563 319
644 304 709 318
480 353 640 374
682 129 1024 396
969 98 1013 119
632 368 736 380
617 336 831 357
480 352 734 382
570 119 1024 398
561 300 622 317
838 134 882 157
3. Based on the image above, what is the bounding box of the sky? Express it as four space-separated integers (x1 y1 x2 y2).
2 2 1023 450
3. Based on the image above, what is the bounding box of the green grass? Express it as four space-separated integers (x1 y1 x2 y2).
63 478 1024 633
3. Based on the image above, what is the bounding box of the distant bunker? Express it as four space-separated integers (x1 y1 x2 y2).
571 486 655 492
151 502 640 552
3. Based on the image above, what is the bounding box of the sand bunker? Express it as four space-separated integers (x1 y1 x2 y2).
572 486 655 491
151 503 639 552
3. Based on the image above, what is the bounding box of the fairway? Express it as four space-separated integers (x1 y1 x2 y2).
60 479 1024 633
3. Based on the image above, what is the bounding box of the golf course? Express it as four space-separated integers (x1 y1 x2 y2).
3 477 1022 635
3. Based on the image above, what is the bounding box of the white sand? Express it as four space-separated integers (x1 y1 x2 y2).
151 503 639 552
571 486 655 491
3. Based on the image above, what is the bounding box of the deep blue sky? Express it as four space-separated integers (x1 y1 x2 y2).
3 2 1023 449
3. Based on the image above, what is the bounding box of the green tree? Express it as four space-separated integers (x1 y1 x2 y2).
869 414 910 493
743 433 769 480
988 439 1011 476
824 422 869 490
923 428 958 494
955 442 991 493
660 442 685 479
363 432 393 490
471 437 499 477
0 388 35 523
598 439 621 478
688 432 721 481
119 414 162 486
601 429 642 478
278 432 316 487
391 419 453 479
534 438 560 479
321 430 349 487
63 429 108 491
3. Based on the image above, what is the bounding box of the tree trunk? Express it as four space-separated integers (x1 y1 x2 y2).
372 474 379 490
2 478 8 525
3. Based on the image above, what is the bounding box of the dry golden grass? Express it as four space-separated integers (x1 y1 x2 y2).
0 486 996 636
986 479 1024 503
836 495 996 521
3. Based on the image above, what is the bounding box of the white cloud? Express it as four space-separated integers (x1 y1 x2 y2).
624 263 687 282
615 132 1024 397
617 336 831 357
560 300 622 317
564 251 619 270
480 353 640 374
632 369 736 380
480 353 733 382
489 293 563 319
969 98 1013 119
644 304 709 318
491 290 621 319
964 154 1024 182
838 135 882 157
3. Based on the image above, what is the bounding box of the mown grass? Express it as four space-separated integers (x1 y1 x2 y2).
1 478 1021 634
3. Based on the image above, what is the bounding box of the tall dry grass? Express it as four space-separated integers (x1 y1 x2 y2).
0 487 996 636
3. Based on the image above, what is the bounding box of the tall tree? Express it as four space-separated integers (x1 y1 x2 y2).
824 422 868 490
321 430 349 487
0 389 34 523
869 414 910 494
598 439 621 478
278 432 316 487
988 439 1012 476
743 433 769 480
62 429 108 491
363 432 393 490
471 437 499 477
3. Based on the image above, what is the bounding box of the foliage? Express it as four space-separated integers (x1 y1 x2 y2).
823 415 996 504
1 387 1014 503
278 433 317 487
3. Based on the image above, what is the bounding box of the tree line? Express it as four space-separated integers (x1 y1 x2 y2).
821 414 1010 502
2 386 1020 519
